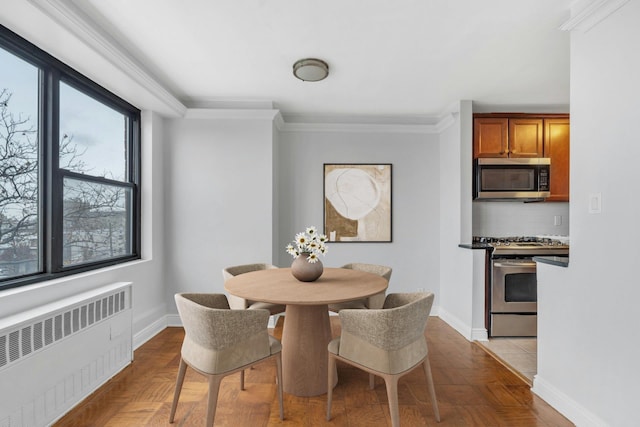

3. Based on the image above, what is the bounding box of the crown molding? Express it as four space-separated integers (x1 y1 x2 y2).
560 0 630 32
184 108 279 121
434 113 457 133
182 102 454 133
276 112 450 134
274 112 286 130
26 0 186 117
182 98 279 120
185 100 450 132
278 121 440 134
182 97 275 110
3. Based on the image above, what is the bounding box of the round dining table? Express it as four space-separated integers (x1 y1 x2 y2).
224 267 388 397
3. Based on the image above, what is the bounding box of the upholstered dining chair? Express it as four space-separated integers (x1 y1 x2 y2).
328 263 392 312
326 292 440 426
170 293 284 426
222 263 286 315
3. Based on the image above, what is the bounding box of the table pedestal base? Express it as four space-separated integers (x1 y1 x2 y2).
281 304 338 396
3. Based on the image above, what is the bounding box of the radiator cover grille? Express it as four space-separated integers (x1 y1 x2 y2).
0 283 132 426
0 290 126 372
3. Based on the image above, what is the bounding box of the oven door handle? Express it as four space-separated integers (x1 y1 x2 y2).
493 261 537 268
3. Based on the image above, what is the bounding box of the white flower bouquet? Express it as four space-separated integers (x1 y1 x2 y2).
285 226 328 263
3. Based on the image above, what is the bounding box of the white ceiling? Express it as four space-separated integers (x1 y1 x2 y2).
73 0 572 120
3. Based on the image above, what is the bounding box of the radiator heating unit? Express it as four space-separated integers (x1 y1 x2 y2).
0 282 133 427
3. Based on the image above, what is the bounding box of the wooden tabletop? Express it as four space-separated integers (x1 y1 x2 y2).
224 267 388 305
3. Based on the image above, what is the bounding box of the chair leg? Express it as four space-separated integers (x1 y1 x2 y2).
169 358 188 423
326 353 336 421
275 353 284 420
383 374 401 427
240 369 245 390
423 358 441 422
206 375 223 427
369 373 375 389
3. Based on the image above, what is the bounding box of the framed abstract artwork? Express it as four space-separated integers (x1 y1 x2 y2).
323 163 392 242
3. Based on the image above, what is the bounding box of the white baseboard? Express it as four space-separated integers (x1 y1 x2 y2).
471 328 488 341
435 307 487 341
166 313 182 327
133 315 167 350
532 376 609 427
437 307 473 340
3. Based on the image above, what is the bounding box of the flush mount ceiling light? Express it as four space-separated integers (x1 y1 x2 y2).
293 58 329 82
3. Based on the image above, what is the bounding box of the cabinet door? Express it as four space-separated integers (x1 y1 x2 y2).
473 118 508 158
544 118 570 201
508 119 544 157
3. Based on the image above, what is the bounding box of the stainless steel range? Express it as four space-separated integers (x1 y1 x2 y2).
475 236 569 337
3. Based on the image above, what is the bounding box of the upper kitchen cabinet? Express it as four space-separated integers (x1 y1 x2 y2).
473 113 570 202
473 118 508 157
474 117 543 158
544 118 570 202
509 119 544 158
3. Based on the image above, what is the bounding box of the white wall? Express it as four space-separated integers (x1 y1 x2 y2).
532 2 640 426
163 115 275 306
438 101 486 339
473 201 570 237
276 126 441 300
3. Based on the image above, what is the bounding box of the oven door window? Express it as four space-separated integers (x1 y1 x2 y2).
504 273 537 302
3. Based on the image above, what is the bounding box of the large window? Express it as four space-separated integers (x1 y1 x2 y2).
0 25 140 289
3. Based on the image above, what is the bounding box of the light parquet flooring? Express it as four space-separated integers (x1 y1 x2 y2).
54 316 573 426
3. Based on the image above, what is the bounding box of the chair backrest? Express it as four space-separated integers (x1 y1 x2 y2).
337 292 434 375
175 293 272 373
341 263 392 309
222 263 277 282
341 263 392 281
222 263 278 309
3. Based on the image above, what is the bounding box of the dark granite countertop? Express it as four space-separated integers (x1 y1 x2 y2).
458 243 493 250
533 256 569 267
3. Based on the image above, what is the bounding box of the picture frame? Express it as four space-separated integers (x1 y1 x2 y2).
323 163 392 242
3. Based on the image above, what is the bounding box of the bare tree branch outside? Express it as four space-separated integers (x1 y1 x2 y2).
0 34 139 286
0 86 130 280
0 89 39 277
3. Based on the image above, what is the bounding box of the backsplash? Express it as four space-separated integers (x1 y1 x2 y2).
472 201 569 238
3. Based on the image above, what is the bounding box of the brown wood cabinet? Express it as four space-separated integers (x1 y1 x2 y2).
474 118 509 157
508 119 544 158
474 117 543 158
544 118 570 202
473 113 570 202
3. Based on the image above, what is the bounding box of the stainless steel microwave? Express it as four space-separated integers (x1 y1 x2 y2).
474 158 550 200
